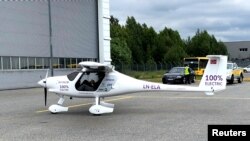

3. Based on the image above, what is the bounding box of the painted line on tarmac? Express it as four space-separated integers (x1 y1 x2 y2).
35 96 134 113
134 96 250 100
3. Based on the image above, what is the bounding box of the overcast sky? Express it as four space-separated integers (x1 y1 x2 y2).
110 0 250 42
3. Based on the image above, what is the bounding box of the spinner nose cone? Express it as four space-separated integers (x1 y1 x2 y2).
38 79 46 87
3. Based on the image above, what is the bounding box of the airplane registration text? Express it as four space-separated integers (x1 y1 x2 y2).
143 84 161 90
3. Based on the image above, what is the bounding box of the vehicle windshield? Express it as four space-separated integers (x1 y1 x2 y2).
169 67 184 73
189 63 198 70
200 59 208 68
184 59 198 70
227 64 233 69
184 58 208 71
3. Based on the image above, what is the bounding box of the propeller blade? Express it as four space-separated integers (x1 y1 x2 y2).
45 69 49 87
44 88 47 106
45 69 49 80
40 69 49 106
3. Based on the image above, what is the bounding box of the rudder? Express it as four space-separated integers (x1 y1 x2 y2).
199 55 228 93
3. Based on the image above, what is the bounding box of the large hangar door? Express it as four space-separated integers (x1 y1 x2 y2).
51 0 98 59
0 2 50 57
0 0 99 58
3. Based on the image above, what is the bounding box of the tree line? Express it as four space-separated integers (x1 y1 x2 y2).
110 16 228 66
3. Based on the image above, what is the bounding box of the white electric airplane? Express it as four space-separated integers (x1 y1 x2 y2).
38 55 227 115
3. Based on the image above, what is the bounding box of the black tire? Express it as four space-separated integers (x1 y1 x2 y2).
229 75 234 84
162 78 168 84
238 74 243 83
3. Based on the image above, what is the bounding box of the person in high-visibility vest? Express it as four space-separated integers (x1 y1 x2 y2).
184 65 191 84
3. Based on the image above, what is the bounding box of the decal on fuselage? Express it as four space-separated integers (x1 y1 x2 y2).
58 81 69 91
143 84 161 90
204 75 223 86
58 81 69 84
97 75 117 92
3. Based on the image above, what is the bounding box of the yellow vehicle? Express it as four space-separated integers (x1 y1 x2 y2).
226 62 244 84
184 57 208 75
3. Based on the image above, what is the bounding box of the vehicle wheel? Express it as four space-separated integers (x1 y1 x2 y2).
244 69 247 73
238 74 243 83
162 78 167 84
229 75 234 84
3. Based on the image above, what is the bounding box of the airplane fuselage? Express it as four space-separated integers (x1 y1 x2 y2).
43 70 215 98
37 55 227 115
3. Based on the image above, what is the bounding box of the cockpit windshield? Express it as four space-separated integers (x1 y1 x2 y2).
75 71 105 91
67 71 80 81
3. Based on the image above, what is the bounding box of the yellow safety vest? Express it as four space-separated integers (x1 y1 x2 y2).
184 66 190 75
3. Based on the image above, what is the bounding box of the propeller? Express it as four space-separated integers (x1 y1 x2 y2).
44 87 47 106
44 70 49 106
39 70 49 106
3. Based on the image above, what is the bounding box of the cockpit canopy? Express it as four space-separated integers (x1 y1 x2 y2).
67 61 110 91
78 61 113 72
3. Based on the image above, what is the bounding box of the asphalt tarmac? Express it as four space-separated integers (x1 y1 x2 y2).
0 82 250 141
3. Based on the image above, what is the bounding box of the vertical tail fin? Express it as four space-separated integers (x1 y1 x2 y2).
199 55 228 95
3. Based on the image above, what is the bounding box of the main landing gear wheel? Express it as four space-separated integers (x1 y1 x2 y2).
49 104 68 114
48 96 68 114
89 97 114 115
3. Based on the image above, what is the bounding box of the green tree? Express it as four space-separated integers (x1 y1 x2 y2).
153 27 185 63
125 16 144 64
141 24 157 63
110 16 228 67
217 41 228 55
111 38 132 65
110 16 132 65
110 16 127 39
164 46 188 66
186 29 228 56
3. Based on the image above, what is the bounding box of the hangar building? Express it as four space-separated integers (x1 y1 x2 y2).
224 41 250 60
0 0 111 90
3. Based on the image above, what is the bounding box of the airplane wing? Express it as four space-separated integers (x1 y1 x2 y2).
78 61 114 72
